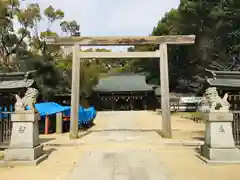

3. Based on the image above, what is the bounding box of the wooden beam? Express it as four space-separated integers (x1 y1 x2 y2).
45 35 195 46
78 51 160 58
69 44 80 139
159 43 172 138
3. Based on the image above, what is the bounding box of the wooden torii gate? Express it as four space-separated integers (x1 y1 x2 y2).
45 35 195 139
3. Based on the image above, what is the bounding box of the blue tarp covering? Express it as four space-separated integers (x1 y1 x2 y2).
63 106 96 125
27 102 96 126
30 102 69 116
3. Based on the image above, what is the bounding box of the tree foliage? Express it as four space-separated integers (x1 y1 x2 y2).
0 1 106 101
127 0 240 93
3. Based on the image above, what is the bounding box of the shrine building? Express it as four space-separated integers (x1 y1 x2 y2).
91 73 157 111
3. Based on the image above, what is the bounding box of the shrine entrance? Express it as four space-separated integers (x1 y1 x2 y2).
46 35 195 139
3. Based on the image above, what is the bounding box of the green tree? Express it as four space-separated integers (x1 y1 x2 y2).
60 20 80 36
0 0 31 71
129 0 240 93
56 47 118 98
0 1 78 99
17 3 65 99
56 54 103 98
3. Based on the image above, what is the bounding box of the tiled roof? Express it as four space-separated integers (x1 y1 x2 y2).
0 70 36 90
205 69 240 88
94 74 154 92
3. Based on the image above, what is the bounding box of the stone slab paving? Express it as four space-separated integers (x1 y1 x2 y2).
67 150 173 180
66 111 173 180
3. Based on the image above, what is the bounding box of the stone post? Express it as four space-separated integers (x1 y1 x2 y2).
56 112 63 134
199 112 240 163
4 111 48 165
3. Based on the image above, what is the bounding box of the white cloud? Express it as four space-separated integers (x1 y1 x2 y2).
16 0 180 51
103 0 179 36
28 0 180 36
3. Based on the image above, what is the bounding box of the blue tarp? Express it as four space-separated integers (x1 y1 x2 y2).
27 102 96 126
63 106 96 125
30 102 69 116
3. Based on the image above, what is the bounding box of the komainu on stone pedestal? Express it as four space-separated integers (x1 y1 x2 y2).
197 87 240 164
15 87 39 113
4 87 48 166
198 87 230 113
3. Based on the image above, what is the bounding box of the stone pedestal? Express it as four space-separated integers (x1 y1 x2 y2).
198 112 240 164
4 111 48 165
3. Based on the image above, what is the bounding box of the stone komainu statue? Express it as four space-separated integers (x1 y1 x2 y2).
14 87 39 113
198 87 230 113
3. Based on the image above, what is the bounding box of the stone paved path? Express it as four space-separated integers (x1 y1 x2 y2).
66 111 173 180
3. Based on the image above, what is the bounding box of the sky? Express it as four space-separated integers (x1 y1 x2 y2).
20 0 180 50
